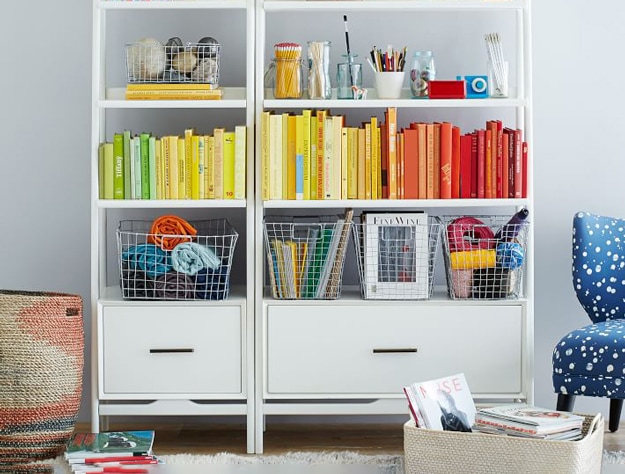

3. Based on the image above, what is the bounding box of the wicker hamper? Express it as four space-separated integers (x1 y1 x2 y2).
404 414 603 474
0 290 84 464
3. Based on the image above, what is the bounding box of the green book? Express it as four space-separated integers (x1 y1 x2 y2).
307 226 333 298
140 132 151 200
113 133 124 199
123 130 132 199
148 135 157 200
132 135 141 199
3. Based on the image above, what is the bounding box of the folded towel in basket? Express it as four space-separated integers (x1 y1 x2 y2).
195 265 230 300
148 215 197 251
154 272 195 300
121 268 154 299
122 243 171 279
171 242 221 275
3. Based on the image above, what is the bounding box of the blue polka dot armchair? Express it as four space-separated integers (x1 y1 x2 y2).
552 212 625 431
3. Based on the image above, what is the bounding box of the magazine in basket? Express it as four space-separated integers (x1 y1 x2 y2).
404 373 476 432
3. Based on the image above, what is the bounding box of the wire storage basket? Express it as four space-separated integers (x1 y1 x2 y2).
442 214 529 300
125 40 221 85
117 218 238 301
263 212 353 300
353 214 443 300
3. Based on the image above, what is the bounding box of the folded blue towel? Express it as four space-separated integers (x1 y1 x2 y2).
122 244 171 279
195 265 230 300
171 242 220 276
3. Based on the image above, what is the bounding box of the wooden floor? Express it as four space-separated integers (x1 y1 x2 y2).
78 421 625 455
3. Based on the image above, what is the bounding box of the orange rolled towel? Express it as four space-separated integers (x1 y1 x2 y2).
148 215 197 251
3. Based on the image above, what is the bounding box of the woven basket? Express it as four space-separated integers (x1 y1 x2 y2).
0 290 84 464
404 413 603 474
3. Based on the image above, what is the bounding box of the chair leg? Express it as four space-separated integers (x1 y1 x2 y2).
610 399 624 432
556 393 576 412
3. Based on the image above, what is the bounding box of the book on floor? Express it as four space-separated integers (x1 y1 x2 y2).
65 430 155 462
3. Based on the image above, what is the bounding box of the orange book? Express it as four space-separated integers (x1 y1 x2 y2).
460 133 472 199
403 127 419 199
451 125 461 199
439 122 452 199
398 131 404 199
371 116 379 199
484 128 492 199
380 121 388 199
364 122 372 199
433 122 441 199
387 107 398 199
425 123 434 199
357 128 366 200
416 123 427 199
502 131 509 199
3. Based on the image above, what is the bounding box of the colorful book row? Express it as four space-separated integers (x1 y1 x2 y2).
260 108 528 201
99 126 246 200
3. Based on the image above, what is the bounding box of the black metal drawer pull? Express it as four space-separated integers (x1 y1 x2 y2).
372 348 418 354
149 348 195 354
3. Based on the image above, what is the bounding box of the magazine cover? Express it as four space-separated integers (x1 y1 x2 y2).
65 430 155 460
412 373 476 432
476 404 584 432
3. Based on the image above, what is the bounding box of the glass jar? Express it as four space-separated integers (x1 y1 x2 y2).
336 54 363 99
410 51 436 98
267 58 304 99
307 41 332 99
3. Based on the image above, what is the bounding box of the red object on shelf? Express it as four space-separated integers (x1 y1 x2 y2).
429 80 466 99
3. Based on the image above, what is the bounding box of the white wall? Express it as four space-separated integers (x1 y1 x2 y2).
0 0 622 423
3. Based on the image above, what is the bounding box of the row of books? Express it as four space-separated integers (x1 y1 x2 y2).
65 430 160 473
403 373 584 441
260 108 528 201
99 126 246 200
266 209 353 299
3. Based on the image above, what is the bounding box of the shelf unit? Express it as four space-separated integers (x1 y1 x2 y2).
91 0 255 453
255 0 533 453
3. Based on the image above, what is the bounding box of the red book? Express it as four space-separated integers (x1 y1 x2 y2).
477 129 485 199
484 128 492 199
439 122 452 199
501 131 509 199
451 125 461 199
403 127 419 199
470 131 478 198
522 141 528 198
460 133 472 199
504 127 515 197
495 120 503 198
514 129 523 198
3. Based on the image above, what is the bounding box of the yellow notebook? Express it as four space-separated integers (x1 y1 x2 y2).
234 125 246 200
213 128 225 199
223 130 235 199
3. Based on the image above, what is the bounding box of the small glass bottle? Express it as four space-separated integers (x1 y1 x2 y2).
410 51 436 98
336 54 363 99
307 41 332 99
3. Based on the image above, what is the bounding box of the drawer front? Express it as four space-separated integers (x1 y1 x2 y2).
102 305 242 394
266 305 522 395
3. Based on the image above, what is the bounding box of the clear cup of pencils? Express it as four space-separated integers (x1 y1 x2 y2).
272 42 304 99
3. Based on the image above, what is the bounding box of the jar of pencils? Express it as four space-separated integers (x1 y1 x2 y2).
271 42 304 99
307 40 332 99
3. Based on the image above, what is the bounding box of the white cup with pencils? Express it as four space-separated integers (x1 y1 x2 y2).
374 71 405 99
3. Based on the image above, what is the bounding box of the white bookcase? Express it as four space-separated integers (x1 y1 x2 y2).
254 0 533 454
90 0 255 453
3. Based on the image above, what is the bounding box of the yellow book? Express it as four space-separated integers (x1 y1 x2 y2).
282 113 289 199
341 126 348 200
126 83 218 91
332 115 343 200
103 142 114 199
357 127 366 200
286 114 297 200
297 242 308 298
315 110 326 200
162 136 171 199
98 144 104 199
387 107 398 199
223 130 235 199
213 128 225 199
347 127 358 199
323 115 334 199
169 136 179 199
371 116 379 199
191 134 201 200
269 114 283 200
125 89 223 100
234 125 246 200
285 240 298 298
261 111 271 201
206 135 215 199
184 128 194 199
364 122 372 199
309 112 318 200
271 239 286 298
155 138 163 200
177 137 186 199
295 114 304 200
198 135 206 199
302 110 312 199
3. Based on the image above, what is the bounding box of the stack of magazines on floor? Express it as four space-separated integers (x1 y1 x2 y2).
65 430 163 473
473 404 585 440
403 373 584 441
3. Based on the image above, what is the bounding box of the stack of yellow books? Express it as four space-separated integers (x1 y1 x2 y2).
125 83 222 100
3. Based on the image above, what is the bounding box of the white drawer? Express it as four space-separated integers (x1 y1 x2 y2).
102 305 242 394
266 305 522 395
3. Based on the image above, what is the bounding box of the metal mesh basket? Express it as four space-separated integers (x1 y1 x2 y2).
263 215 353 300
353 215 443 300
125 41 221 85
117 218 237 301
442 215 529 300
